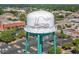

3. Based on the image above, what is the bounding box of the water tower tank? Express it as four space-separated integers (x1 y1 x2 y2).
24 11 56 33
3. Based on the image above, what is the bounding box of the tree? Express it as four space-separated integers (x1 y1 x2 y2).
71 46 79 54
16 31 25 39
62 43 73 50
19 13 26 21
0 8 4 15
60 29 70 38
74 46 79 52
71 38 79 54
48 47 62 54
60 29 66 38
57 25 62 30
72 38 79 46
65 24 71 28
10 10 18 16
57 15 64 18
0 29 16 43
7 18 17 21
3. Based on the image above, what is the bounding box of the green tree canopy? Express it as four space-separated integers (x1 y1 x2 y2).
60 29 70 38
62 43 73 50
72 38 79 46
0 29 16 43
74 46 79 52
19 13 26 21
0 7 4 15
48 47 62 54
16 31 25 39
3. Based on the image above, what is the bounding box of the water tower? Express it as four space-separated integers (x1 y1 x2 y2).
24 11 56 54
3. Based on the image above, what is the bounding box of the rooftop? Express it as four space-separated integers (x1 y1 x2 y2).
69 18 79 23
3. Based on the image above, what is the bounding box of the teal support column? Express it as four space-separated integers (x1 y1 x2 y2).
25 32 29 54
53 32 56 54
37 34 43 54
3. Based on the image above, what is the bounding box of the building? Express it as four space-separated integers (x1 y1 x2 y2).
63 29 79 38
0 16 25 31
0 21 25 31
3 13 17 19
69 18 79 23
69 18 79 31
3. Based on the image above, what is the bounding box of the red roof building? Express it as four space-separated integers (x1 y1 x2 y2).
0 21 25 31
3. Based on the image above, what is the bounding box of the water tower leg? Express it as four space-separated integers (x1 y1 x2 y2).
25 32 29 54
53 32 56 54
37 34 43 54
